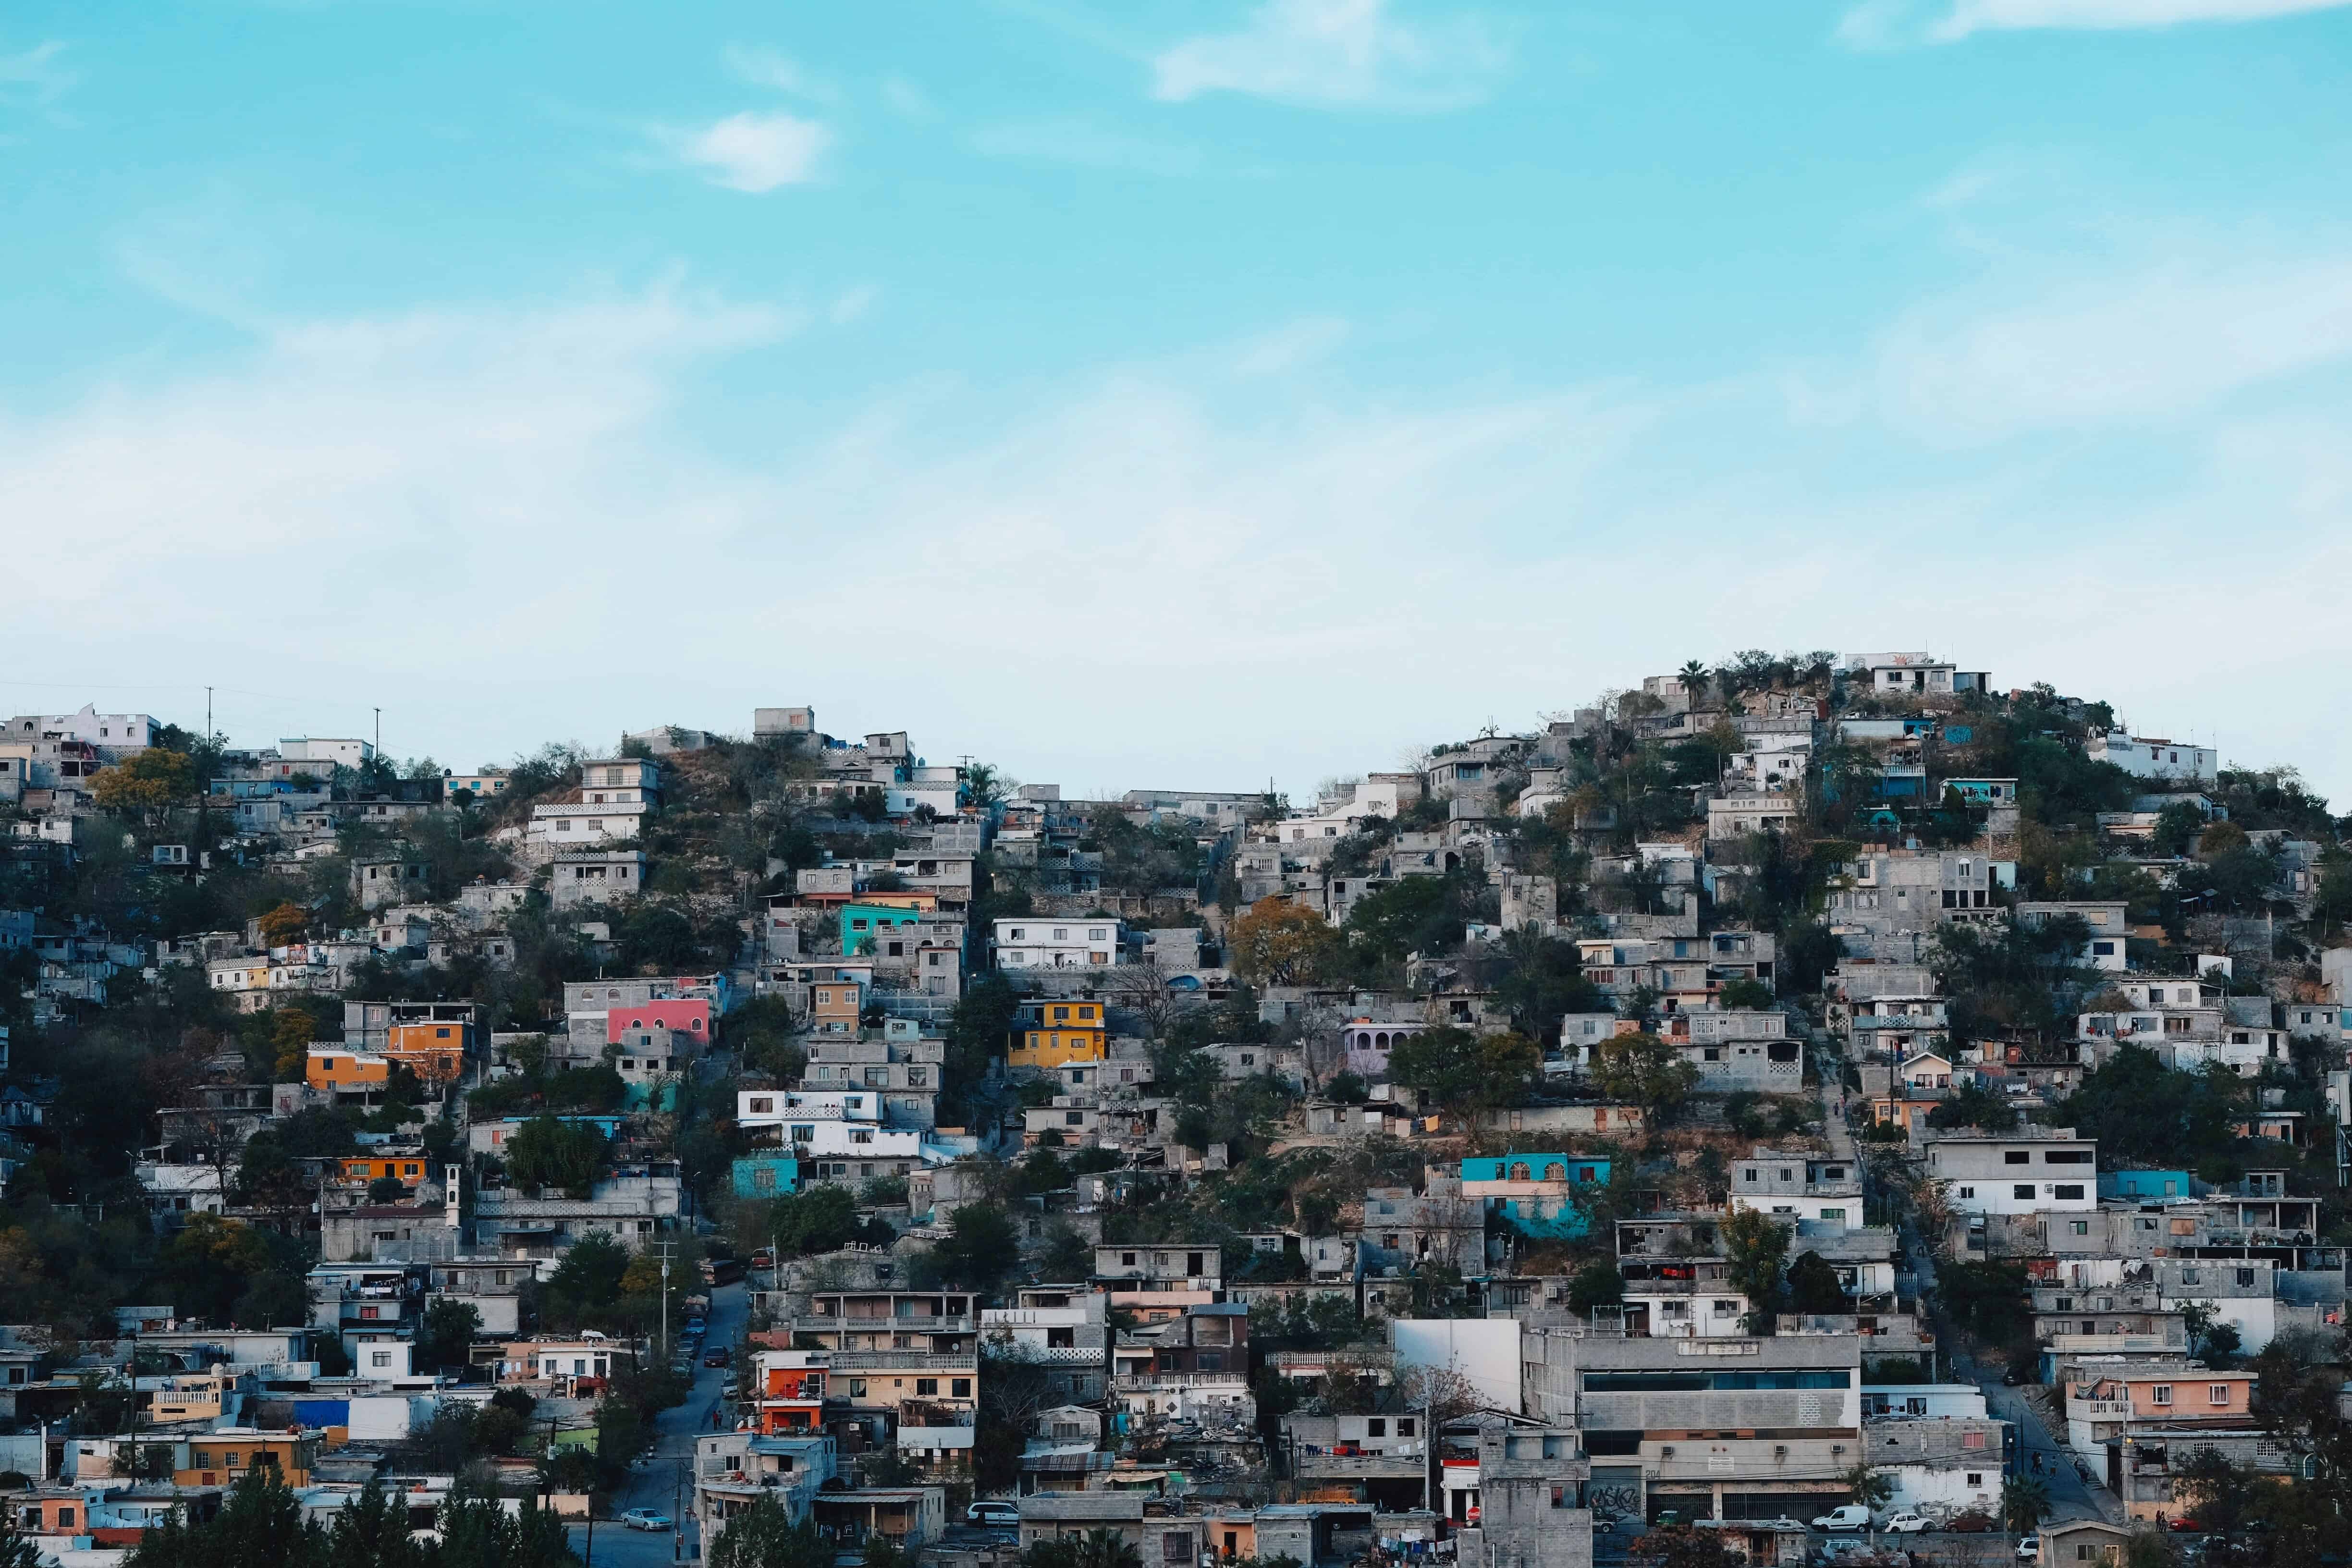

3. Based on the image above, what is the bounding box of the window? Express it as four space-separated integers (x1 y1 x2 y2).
2013 1185 2034 1200
1552 1485 1572 1508
2072 1221 2089 1235
2208 1384 2230 1406
2151 1385 2174 1406
1966 1473 1983 1488
2005 1151 2030 1165
915 1378 939 1396
1962 1431 1987 1449
1958 1186 1975 1199
2054 1185 2085 1200
953 1378 971 1398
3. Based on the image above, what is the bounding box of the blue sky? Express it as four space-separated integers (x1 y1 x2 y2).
5 0 2351 800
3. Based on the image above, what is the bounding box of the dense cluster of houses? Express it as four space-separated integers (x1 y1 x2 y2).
0 655 2346 1568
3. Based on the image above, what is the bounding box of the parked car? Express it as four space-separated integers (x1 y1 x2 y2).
1948 1511 1996 1533
750 1249 776 1269
2002 1368 2024 1385
1811 1507 1872 1533
2168 1518 2203 1533
722 1380 740 1400
2017 1536 2041 1561
1882 1513 1930 1534
704 1349 731 1368
967 1501 1021 1527
620 1510 673 1532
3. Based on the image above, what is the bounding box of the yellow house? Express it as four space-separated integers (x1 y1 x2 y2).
1012 1002 1107 1069
307 1049 392 1092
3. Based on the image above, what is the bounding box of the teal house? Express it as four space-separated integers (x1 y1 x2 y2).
732 1154 801 1199
1460 1154 1611 1240
841 902 925 957
2099 1170 2191 1202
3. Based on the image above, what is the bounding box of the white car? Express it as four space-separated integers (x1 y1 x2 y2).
2018 1537 2041 1563
619 1510 673 1532
1812 1506 1873 1533
967 1500 1021 1527
1883 1512 1930 1534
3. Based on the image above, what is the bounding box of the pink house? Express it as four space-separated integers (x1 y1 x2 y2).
607 997 711 1044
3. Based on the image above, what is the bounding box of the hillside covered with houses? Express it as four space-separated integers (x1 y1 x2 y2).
0 652 2348 1568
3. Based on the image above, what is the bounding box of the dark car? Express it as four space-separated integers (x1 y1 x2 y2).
704 1349 731 1369
2001 1368 2023 1385
1947 1511 1996 1533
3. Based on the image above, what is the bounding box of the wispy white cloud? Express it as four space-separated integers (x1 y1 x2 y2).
1231 317 1351 375
655 111 829 193
1152 0 1506 110
879 75 938 121
723 45 841 104
1839 0 2352 47
969 116 1206 176
1872 249 2352 439
0 38 77 107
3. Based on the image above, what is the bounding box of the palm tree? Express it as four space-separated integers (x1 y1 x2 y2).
961 762 1014 810
1075 1528 1143 1568
2002 1474 2050 1535
1678 660 1709 702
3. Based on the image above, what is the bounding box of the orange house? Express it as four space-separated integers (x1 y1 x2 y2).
174 1430 314 1489
307 1049 391 1092
385 1020 471 1082
337 1154 430 1187
812 982 862 1037
756 1361 826 1433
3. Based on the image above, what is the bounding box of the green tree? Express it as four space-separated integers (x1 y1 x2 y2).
1720 1207 1789 1326
1716 977 1774 1010
127 1467 325 1568
1491 928 1602 1043
504 1115 606 1197
1925 1082 2018 1132
1384 1027 1540 1119
540 1231 630 1328
1840 1462 1894 1510
1785 1250 1847 1314
921 1203 1021 1295
1566 1261 1624 1315
415 1297 482 1376
2001 1474 2049 1534
1589 1032 1700 1126
708 1497 834 1568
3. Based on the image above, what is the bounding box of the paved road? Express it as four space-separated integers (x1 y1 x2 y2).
1894 1170 2124 1529
568 1280 748 1568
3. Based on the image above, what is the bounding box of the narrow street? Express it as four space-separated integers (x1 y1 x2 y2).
1821 1029 2124 1531
566 1280 748 1567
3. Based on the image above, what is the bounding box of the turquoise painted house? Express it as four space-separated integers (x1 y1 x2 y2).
840 902 925 957
1460 1154 1611 1240
732 1154 801 1199
2099 1170 2192 1202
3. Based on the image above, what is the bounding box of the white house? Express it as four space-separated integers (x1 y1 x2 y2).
4 705 160 753
527 800 649 852
2087 732 2218 785
279 736 376 769
1853 653 1993 697
993 917 1119 970
1925 1130 2098 1216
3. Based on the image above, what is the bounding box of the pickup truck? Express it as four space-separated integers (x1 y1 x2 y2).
1811 1506 1873 1533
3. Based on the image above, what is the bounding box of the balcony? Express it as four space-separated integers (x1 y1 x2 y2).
803 1313 973 1334
1295 1451 1428 1481
825 1351 980 1372
1112 1372 1250 1390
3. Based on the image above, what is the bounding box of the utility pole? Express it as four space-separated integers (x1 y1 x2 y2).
658 1241 674 1372
205 686 213 743
373 708 381 760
